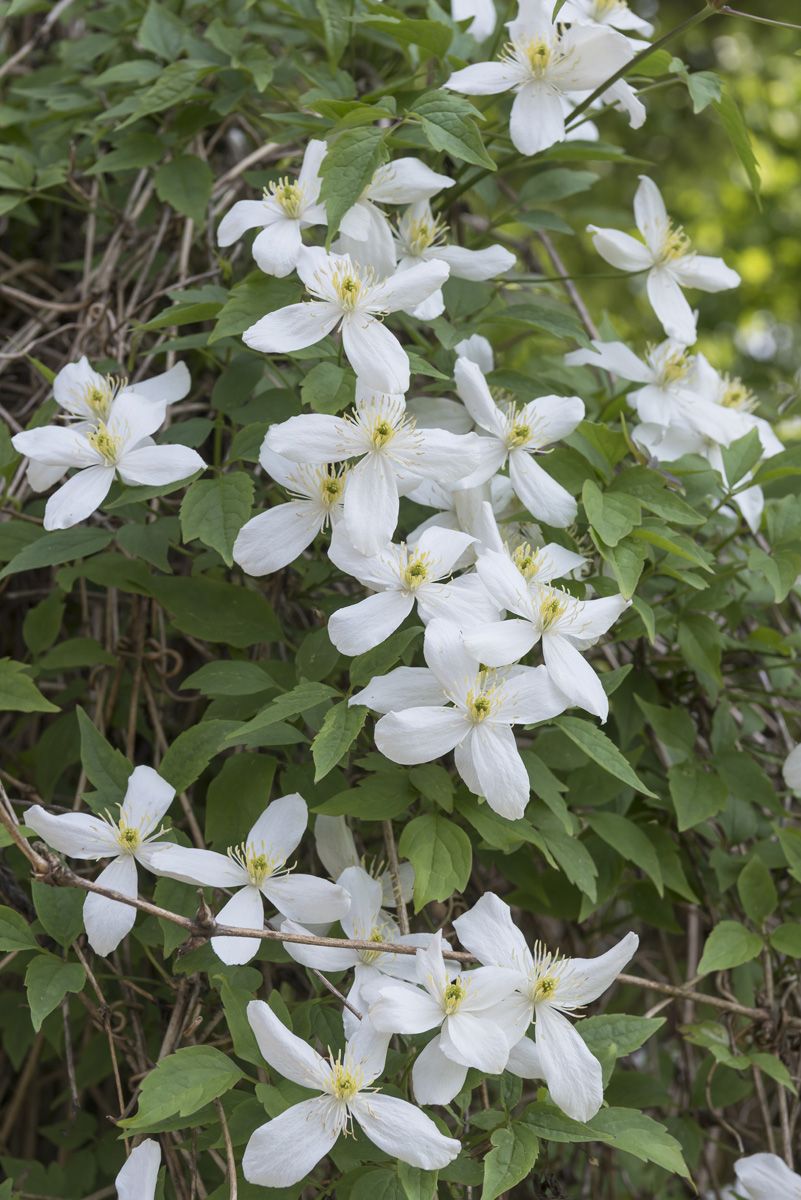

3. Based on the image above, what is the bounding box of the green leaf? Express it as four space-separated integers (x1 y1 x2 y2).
770 923 801 958
208 274 299 343
312 701 367 781
25 955 85 1032
0 527 112 579
697 920 763 975
0 659 58 713
31 882 84 948
320 125 386 240
76 707 131 798
586 812 663 895
582 480 640 546
205 755 277 848
150 576 281 647
118 60 209 129
720 427 763 487
397 1162 438 1200
180 661 275 697
737 857 777 926
715 82 761 203
351 626 423 687
0 904 38 952
398 814 472 911
519 167 598 204
410 90 495 170
678 614 722 698
223 682 338 745
300 361 356 414
137 0 187 59
481 1122 539 1200
120 1046 243 1130
363 14 452 57
587 1108 690 1178
159 719 239 793
748 545 801 603
554 716 656 797
579 1013 665 1060
154 154 214 225
667 763 727 831
315 0 351 66
180 472 253 566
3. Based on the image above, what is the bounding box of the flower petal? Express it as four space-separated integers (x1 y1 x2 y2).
83 854 138 956
494 663 569 724
117 445 204 487
551 25 633 91
734 1153 801 1200
632 175 669 257
520 394 585 447
375 707 469 765
543 632 609 721
434 243 515 281
464 965 529 1013
466 722 531 819
557 931 639 1006
441 1010 511 1073
115 1139 161 1200
243 1098 338 1187
247 997 328 1087
646 267 697 345
234 501 323 576
672 254 741 293
12 425 101 467
211 885 264 965
446 60 521 94
247 793 308 865
264 874 350 925
280 917 359 970
453 357 505 437
265 412 358 464
244 301 341 353
423 617 480 697
341 313 410 395
24 804 118 858
453 892 532 973
506 1035 544 1080
565 340 652 383
369 981 444 1033
43 466 115 531
368 158 454 204
587 226 652 272
373 259 450 313
509 450 577 527
252 219 303 278
463 619 538 667
217 199 269 246
349 1092 461 1169
535 1003 604 1122
351 666 446 714
121 765 174 838
329 590 414 655
412 1034 469 1105
510 83 565 156
145 844 247 888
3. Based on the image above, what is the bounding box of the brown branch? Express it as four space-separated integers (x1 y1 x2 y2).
214 1100 237 1200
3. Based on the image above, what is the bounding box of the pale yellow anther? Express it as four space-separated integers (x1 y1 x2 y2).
443 977 466 1015
401 551 431 591
658 221 692 264
466 685 495 723
265 177 305 219
318 467 346 508
539 590 566 631
116 823 141 853
88 422 122 465
228 842 281 887
653 345 690 386
405 215 448 257
532 973 558 1001
719 375 756 413
523 37 552 74
512 542 542 581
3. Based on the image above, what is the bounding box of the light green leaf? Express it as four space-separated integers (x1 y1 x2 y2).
770 923 801 958
180 661 275 697
697 920 763 975
554 716 656 797
737 857 778 926
76 706 131 799
120 1045 243 1130
410 90 495 170
180 472 253 565
300 361 356 414
0 904 38 952
398 814 472 911
586 812 663 895
481 1122 539 1200
0 527 112 580
319 126 386 240
150 576 281 647
154 154 214 226
715 83 761 203
25 955 85 1032
0 659 58 713
667 763 727 831
312 701 367 781
721 427 763 487
583 480 641 546
31 882 84 948
159 719 239 793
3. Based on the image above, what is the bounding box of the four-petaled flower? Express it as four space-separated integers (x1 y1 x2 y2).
588 175 740 345
242 1000 461 1187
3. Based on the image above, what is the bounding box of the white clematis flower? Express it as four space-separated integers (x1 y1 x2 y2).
242 1000 461 1187
217 140 327 277
280 866 432 1032
588 176 740 345
335 157 454 277
445 0 633 155
264 392 481 555
732 1153 801 1200
327 522 499 654
352 618 568 820
25 767 176 957
454 356 584 527
314 815 414 908
559 0 654 39
115 1139 161 1200
465 547 629 721
454 892 638 1121
369 930 521 1105
393 200 515 320
243 247 449 395
233 446 346 576
147 793 349 966
26 357 191 494
12 393 204 531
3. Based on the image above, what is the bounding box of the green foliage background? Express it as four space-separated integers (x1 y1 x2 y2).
1 1 800 1198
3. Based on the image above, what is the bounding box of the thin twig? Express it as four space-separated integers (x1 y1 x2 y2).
214 1100 238 1200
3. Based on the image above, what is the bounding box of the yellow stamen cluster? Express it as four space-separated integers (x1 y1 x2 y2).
87 422 122 465
318 467 346 508
521 37 552 75
653 344 690 386
84 374 127 420
443 977 466 1015
593 0 625 17
360 926 388 965
328 263 373 311
719 375 756 412
512 542 542 581
228 842 281 887
539 590 566 631
265 177 305 219
370 418 395 449
328 1054 363 1103
532 973 558 1001
529 940 566 1004
404 214 448 257
658 222 692 263
116 822 141 852
401 551 431 591
466 675 498 723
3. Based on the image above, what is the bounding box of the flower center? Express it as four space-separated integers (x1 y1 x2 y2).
539 590 566 631
404 215 448 257
443 977 466 1015
360 925 387 965
532 973 558 1001
228 842 283 887
265 177 304 219
466 674 498 723
401 551 431 591
87 422 122 465
331 1063 361 1101
83 374 126 420
512 542 542 581
318 467 346 508
516 36 553 76
116 822 141 853
371 418 395 448
652 344 690 386
719 375 756 412
593 0 624 17
658 222 692 264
